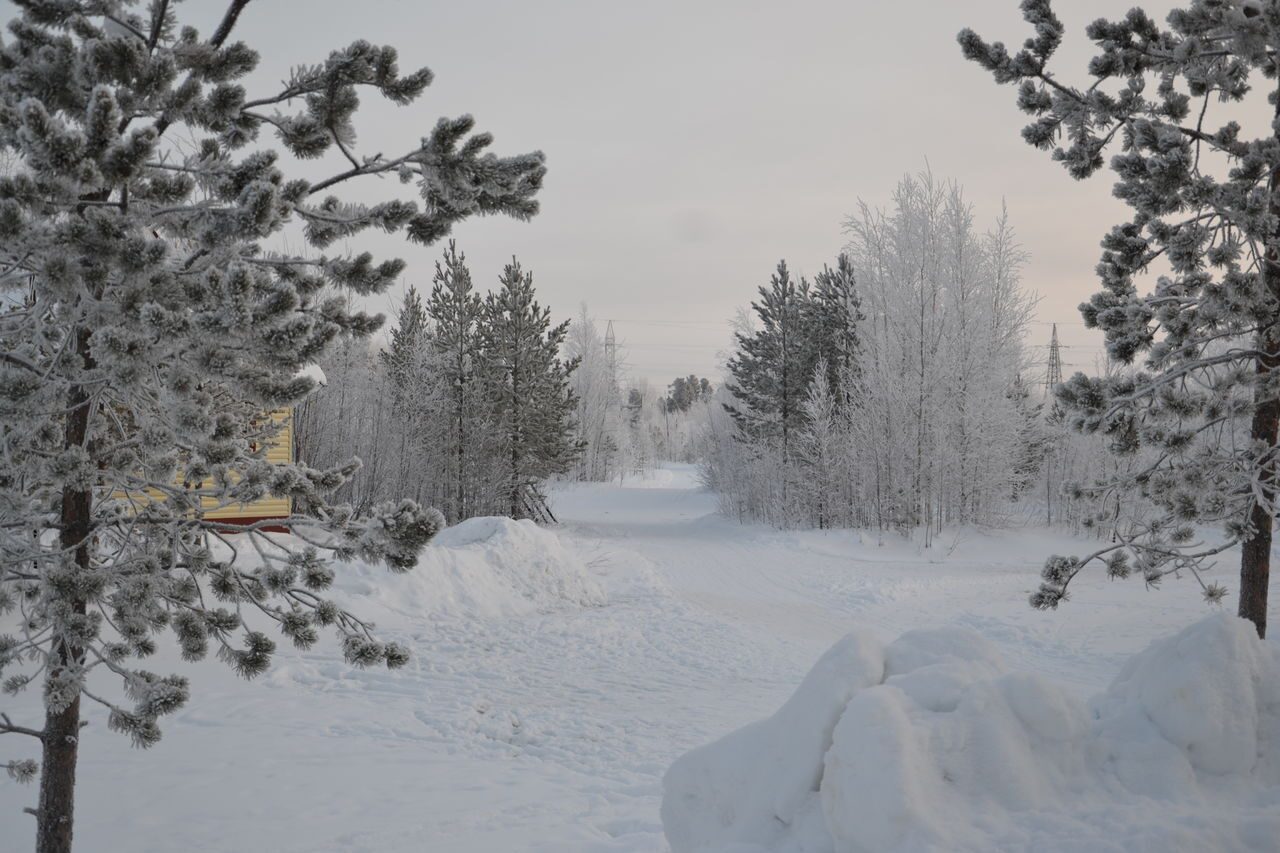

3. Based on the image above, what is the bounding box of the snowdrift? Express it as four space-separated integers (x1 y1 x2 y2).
662 615 1280 853
334 516 606 621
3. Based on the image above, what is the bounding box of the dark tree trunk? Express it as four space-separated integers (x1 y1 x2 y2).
1241 113 1280 640
38 329 93 853
36 692 82 853
1241 333 1279 640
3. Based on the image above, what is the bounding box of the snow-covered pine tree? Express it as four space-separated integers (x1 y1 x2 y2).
806 254 863 403
725 260 812 455
1006 374 1049 501
961 0 1279 636
665 377 693 413
425 241 491 521
664 375 714 414
795 359 850 529
0 2 544 849
378 287 438 506
381 286 428 403
716 256 867 526
479 258 580 518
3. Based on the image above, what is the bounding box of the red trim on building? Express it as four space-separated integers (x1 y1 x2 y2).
208 516 290 534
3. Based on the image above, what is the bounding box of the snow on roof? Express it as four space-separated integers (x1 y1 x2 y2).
296 363 327 386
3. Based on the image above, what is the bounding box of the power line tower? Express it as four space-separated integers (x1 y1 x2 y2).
604 320 618 399
1045 323 1063 396
602 320 626 482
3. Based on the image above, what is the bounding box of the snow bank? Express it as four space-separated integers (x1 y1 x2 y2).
661 628 885 853
335 516 606 621
663 614 1280 853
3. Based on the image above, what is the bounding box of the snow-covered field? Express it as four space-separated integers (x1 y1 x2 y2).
0 465 1269 852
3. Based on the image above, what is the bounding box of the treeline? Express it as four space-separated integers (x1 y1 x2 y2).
297 244 716 523
299 175 1130 542
703 172 1048 537
297 243 579 523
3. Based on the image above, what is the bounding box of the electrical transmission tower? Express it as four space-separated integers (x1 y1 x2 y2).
1045 323 1063 395
604 320 618 399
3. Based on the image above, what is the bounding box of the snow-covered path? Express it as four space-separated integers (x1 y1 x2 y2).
0 467 1232 852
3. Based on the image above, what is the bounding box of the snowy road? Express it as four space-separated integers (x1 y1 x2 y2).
0 466 1235 852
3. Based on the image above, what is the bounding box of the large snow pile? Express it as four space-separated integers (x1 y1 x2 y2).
662 614 1280 853
333 516 606 621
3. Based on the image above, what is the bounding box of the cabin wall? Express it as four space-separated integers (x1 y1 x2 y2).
204 410 293 521
112 409 293 524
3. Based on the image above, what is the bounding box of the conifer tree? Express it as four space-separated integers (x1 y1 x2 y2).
806 254 863 404
0 2 545 849
381 286 428 409
378 287 437 504
795 359 847 529
725 260 812 456
479 258 580 518
1006 374 1049 500
425 241 488 521
961 0 1280 636
665 375 714 413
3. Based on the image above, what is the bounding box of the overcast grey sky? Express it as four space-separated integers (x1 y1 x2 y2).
199 0 1185 387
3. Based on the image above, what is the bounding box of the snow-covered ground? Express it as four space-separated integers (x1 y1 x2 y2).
0 465 1265 852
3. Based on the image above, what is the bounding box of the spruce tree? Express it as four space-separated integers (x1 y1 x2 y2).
425 241 487 522
666 377 690 413
795 358 847 529
725 260 812 456
380 286 428 409
378 287 435 504
0 3 545 849
1006 374 1048 500
961 0 1278 635
806 254 863 404
479 258 579 518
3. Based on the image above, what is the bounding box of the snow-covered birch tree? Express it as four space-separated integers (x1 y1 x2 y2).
565 306 626 482
0 2 544 850
844 172 1036 538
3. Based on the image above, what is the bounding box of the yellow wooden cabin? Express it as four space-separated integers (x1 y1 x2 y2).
118 366 323 530
213 364 323 526
200 408 294 528
113 408 295 531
